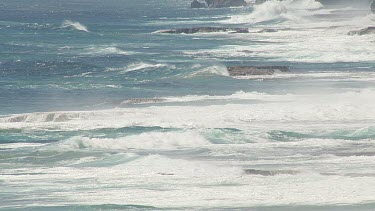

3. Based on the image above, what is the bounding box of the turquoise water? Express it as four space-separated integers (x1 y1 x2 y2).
1 0 375 210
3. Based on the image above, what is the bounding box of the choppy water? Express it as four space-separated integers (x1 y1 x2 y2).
1 0 375 210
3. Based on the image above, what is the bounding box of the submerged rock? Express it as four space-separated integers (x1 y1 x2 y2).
191 0 247 8
191 0 207 8
155 27 249 34
227 66 290 76
348 27 375 36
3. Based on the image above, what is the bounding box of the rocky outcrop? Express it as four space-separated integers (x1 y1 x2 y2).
191 0 207 8
372 0 375 13
227 66 290 76
191 0 247 8
155 27 249 34
348 27 375 36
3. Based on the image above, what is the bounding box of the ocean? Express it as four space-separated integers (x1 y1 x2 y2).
1 0 375 210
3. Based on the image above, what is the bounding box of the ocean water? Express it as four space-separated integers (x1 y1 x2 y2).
1 0 375 210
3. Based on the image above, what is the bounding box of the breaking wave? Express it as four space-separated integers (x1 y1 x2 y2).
187 64 230 77
59 131 211 150
225 0 323 24
2 89 375 131
61 20 89 32
106 62 170 73
82 45 131 56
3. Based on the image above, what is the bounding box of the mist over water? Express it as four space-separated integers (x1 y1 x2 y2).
1 0 375 210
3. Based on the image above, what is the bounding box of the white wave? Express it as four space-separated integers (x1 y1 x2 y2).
3 153 375 208
163 90 288 103
106 62 170 73
58 131 211 151
2 89 375 131
225 0 323 24
61 20 89 32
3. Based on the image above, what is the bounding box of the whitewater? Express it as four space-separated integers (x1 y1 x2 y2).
1 0 375 210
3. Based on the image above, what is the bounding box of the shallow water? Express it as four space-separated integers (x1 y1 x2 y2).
1 0 375 210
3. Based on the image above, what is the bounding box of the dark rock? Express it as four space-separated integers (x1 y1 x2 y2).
203 0 247 8
348 27 375 36
158 173 175 176
191 0 207 8
258 28 278 33
227 66 290 76
244 169 299 176
372 0 375 13
155 27 249 34
241 50 254 54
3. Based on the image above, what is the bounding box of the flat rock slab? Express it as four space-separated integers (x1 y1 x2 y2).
227 66 290 76
155 27 249 34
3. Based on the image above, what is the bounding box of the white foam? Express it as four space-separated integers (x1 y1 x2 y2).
0 143 47 149
61 20 89 32
2 154 375 209
185 25 375 63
